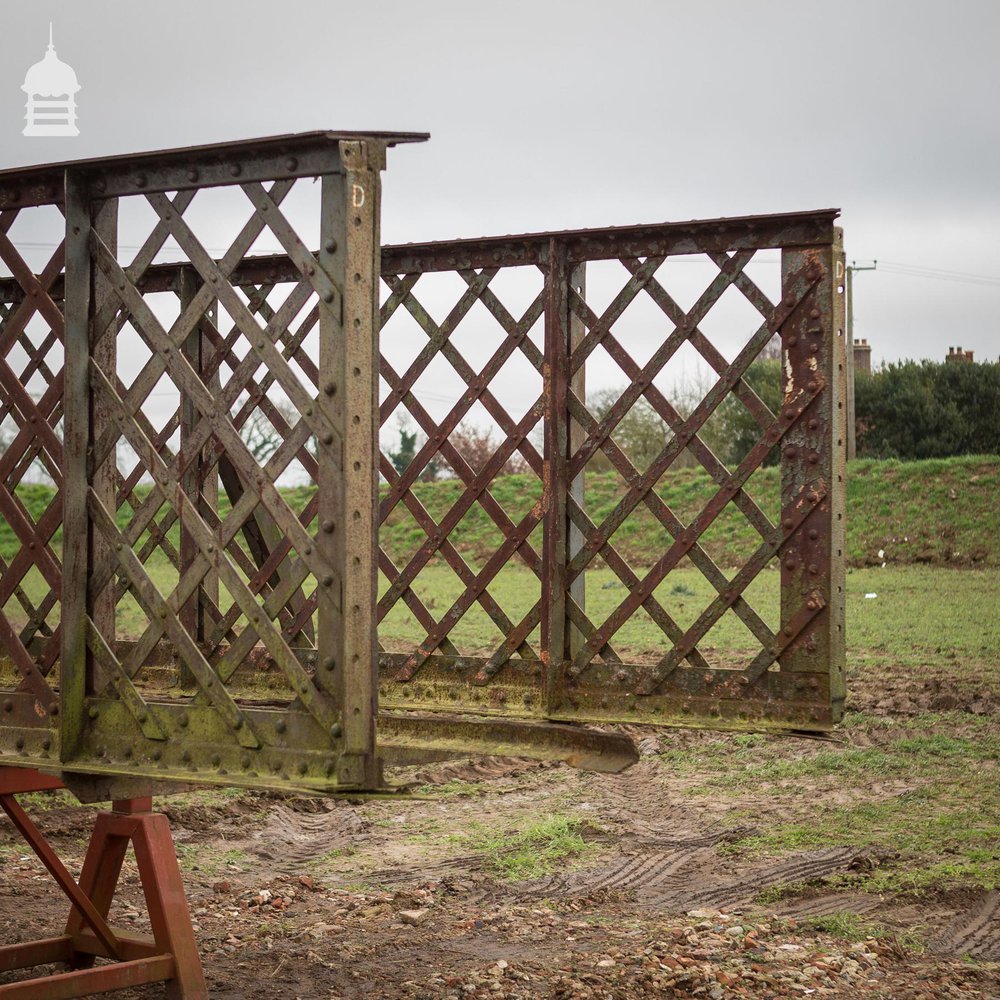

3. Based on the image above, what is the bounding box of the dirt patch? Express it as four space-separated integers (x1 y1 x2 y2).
2 665 1000 996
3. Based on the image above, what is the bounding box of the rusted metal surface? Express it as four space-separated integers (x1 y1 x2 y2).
374 216 846 730
0 132 648 794
0 766 205 997
0 131 844 800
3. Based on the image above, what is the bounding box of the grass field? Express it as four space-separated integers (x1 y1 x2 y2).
4 455 998 574
2 456 999 986
3 454 998 663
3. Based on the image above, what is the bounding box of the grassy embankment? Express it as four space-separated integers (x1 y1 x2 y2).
2 455 997 661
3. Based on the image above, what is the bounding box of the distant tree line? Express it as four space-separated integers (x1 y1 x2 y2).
854 360 1000 459
371 357 1000 484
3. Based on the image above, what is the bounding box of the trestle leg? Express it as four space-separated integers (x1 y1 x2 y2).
0 768 207 999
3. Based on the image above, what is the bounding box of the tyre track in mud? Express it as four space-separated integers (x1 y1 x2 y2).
247 804 369 871
775 892 883 919
401 757 556 787
931 891 1000 960
518 846 859 910
577 760 721 843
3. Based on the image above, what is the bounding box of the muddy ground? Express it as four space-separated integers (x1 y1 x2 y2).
1 666 998 999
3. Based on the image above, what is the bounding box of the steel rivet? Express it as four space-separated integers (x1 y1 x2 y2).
286 157 298 171
188 168 199 182
322 521 335 534
323 657 335 671
1 700 11 713
323 433 333 445
323 290 334 303
808 529 819 540
324 382 337 396
331 723 342 738
276 720 287 734
323 574 334 587
135 174 147 188
229 164 242 177
324 240 337 254
787 335 797 347
785 558 796 570
88 706 99 719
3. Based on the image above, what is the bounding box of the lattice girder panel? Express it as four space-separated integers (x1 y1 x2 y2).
376 260 553 717
0 132 429 793
0 197 68 739
375 214 846 730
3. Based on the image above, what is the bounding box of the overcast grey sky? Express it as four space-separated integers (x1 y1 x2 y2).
2 0 998 372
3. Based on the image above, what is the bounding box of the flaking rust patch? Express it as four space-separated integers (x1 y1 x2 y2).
784 355 794 396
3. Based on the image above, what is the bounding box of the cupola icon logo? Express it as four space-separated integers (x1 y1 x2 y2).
21 24 80 136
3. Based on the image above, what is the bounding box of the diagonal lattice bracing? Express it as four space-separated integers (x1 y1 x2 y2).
2 133 411 792
0 149 844 796
0 207 67 715
376 218 845 731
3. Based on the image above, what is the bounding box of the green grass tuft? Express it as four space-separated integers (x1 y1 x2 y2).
473 814 595 881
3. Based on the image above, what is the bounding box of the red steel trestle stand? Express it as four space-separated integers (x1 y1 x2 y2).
0 767 207 998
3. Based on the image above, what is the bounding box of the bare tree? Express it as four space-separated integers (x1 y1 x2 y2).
239 400 317 465
440 421 529 478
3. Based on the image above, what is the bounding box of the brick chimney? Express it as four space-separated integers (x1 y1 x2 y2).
946 346 975 364
853 338 872 375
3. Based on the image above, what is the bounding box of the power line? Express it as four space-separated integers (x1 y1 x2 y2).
877 261 1000 288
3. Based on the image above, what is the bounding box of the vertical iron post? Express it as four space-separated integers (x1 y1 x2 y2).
778 232 846 720
60 169 93 758
90 197 118 692
179 268 219 683
542 239 570 711
567 260 587 658
320 141 382 787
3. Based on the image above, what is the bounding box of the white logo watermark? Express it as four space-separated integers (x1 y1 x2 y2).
22 24 80 137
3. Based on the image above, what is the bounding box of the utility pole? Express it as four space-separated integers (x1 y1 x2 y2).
845 260 877 460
